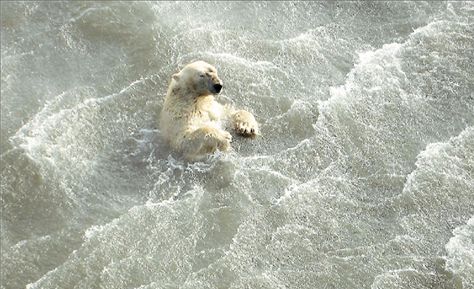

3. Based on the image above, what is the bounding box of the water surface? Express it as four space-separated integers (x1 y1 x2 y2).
1 2 473 288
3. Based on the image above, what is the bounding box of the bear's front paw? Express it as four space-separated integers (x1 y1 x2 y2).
233 110 259 138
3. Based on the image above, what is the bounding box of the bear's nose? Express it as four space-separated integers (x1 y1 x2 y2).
213 83 222 93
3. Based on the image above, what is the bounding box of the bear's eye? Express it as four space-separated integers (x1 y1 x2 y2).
199 74 205 78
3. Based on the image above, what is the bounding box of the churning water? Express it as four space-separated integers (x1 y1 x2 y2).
1 2 473 288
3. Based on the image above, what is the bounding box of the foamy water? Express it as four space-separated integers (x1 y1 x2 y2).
1 2 473 288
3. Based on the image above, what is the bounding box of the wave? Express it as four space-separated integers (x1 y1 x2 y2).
445 216 474 288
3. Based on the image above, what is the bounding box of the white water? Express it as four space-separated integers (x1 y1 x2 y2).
1 2 473 288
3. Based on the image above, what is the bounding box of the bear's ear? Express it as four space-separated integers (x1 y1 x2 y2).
172 73 180 81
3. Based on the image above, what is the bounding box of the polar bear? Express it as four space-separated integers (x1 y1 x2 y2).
160 61 259 161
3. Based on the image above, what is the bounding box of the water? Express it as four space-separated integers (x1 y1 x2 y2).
1 1 473 288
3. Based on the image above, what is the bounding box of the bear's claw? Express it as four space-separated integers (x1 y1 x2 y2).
235 121 258 138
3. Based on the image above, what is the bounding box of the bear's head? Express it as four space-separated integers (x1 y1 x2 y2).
172 61 223 97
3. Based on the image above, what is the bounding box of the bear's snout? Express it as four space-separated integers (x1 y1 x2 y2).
213 83 223 93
